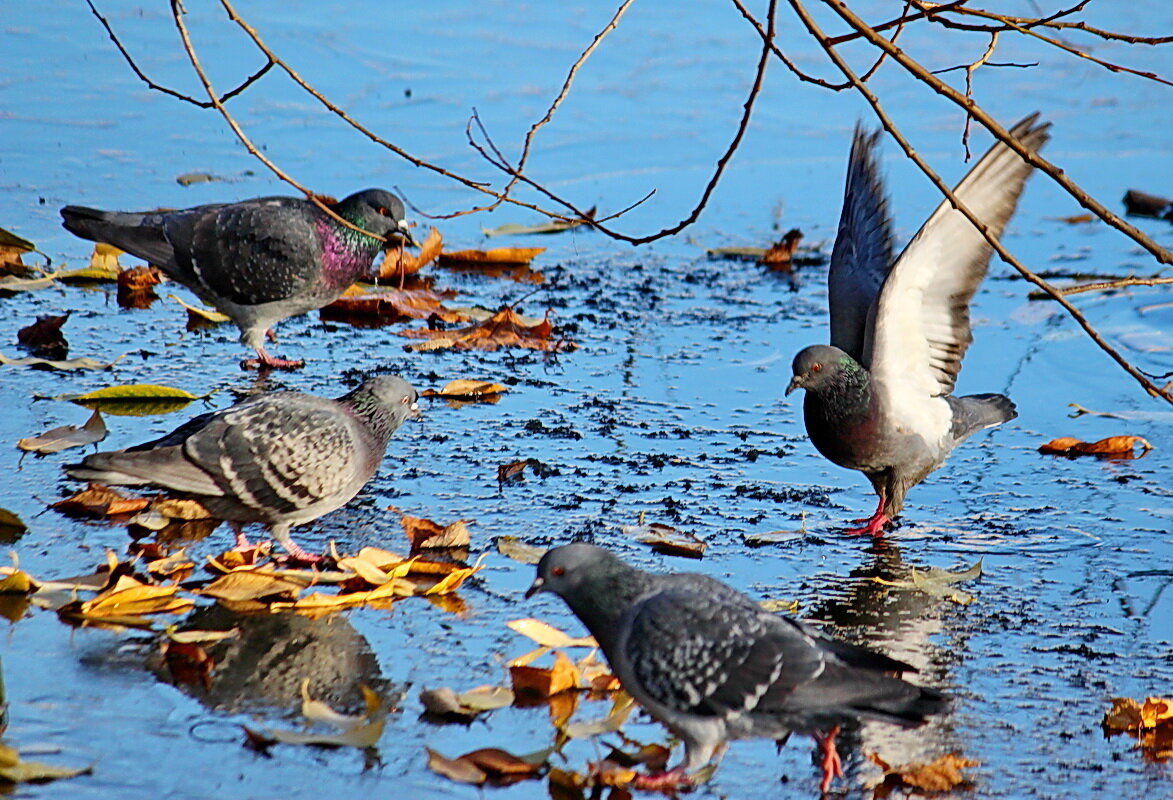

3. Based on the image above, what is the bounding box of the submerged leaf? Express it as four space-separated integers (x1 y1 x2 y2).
868 751 979 794
508 618 598 649
621 520 706 559
18 409 107 454
17 312 70 360
0 351 125 371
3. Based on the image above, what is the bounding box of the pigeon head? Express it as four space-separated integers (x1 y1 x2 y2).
342 375 422 439
786 344 859 395
336 189 414 246
526 543 621 600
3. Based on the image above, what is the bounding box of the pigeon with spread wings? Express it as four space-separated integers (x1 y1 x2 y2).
787 115 1050 535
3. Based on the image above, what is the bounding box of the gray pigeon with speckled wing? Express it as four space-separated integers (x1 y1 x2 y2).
527 544 945 792
61 189 412 369
65 375 421 562
787 114 1051 535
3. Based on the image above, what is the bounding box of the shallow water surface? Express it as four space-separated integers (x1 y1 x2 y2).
2 2 1171 798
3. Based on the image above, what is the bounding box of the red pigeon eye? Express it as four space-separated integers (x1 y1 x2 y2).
378 206 389 216
552 566 566 577
401 396 409 404
811 363 822 373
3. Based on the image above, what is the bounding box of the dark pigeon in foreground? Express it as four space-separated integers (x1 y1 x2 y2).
61 189 413 369
527 544 945 792
65 375 421 562
787 114 1051 535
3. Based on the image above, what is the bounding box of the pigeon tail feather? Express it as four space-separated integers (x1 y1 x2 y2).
60 205 178 270
948 392 1017 442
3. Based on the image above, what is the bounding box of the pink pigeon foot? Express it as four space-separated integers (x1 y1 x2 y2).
845 493 891 537
242 345 304 371
633 766 694 792
813 725 844 794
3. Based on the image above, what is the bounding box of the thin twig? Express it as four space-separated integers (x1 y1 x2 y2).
87 0 273 108
169 0 382 241
1030 276 1173 299
819 0 1172 267
961 33 1000 159
494 0 637 211
914 1 1173 86
787 0 1173 404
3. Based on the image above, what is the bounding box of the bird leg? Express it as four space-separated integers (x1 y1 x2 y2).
845 492 890 537
812 725 843 794
271 526 326 565
242 344 305 371
230 523 252 551
633 766 694 792
265 328 278 343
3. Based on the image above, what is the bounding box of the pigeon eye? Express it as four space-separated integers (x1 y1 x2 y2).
552 566 566 577
401 396 410 404
377 206 390 216
811 363 822 373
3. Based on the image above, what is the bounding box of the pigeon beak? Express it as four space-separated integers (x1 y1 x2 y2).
394 221 416 248
524 576 545 599
408 401 423 421
785 375 803 396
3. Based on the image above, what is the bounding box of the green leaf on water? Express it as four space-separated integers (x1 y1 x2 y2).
64 383 206 416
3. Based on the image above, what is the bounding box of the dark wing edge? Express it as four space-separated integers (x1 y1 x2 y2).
828 124 895 361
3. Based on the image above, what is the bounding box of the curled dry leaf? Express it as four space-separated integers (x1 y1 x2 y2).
0 350 125 371
1039 435 1153 457
323 285 467 326
510 649 580 698
18 408 107 454
64 574 194 621
868 751 980 796
52 483 150 517
17 312 70 360
168 294 230 324
1103 696 1173 732
117 264 163 292
162 639 214 691
58 242 122 281
621 520 707 559
255 683 386 749
0 226 36 275
379 226 443 280
760 228 804 273
422 379 509 400
397 512 473 552
400 307 574 353
197 569 308 603
873 560 983 605
426 747 545 787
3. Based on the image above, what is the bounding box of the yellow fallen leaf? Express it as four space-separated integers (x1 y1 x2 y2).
507 618 598 648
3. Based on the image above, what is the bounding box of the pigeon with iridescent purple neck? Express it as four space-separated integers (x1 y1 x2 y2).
61 189 413 369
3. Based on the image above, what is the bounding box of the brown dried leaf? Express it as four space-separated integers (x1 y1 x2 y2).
118 265 163 292
510 650 581 698
1104 696 1173 732
17 312 70 359
400 513 472 552
52 483 150 517
198 569 306 603
1039 435 1153 457
422 379 510 400
19 408 106 454
379 226 443 280
760 228 803 273
422 555 485 595
497 537 546 565
162 639 214 691
400 307 574 353
439 247 546 267
498 459 529 483
621 520 707 559
869 751 979 794
427 747 543 786
76 576 194 618
322 285 467 325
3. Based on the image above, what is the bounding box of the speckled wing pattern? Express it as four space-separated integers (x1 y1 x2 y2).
181 393 363 516
828 125 895 363
176 199 324 306
625 585 825 717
